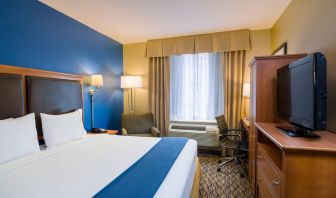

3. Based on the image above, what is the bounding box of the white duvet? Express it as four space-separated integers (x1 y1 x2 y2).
0 134 197 198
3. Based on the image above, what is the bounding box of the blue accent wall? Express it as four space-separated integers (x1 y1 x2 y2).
0 0 123 131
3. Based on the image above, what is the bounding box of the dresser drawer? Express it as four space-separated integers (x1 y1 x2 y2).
257 145 282 197
257 168 274 198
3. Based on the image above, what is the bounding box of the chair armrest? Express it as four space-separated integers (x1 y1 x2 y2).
151 127 160 137
220 134 242 142
122 128 128 136
228 129 245 133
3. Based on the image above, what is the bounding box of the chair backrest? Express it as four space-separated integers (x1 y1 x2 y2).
215 115 229 135
122 113 154 134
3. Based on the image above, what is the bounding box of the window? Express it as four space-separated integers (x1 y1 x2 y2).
170 53 224 121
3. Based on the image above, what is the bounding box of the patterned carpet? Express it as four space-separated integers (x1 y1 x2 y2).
198 154 254 198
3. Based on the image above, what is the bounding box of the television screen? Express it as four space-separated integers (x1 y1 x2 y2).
288 60 315 129
277 53 326 131
277 66 291 120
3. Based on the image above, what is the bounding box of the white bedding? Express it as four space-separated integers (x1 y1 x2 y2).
0 134 197 198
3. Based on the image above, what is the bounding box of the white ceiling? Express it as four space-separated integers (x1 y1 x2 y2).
40 0 291 44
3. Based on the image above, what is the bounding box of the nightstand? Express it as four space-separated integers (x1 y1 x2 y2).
88 130 119 135
106 130 118 135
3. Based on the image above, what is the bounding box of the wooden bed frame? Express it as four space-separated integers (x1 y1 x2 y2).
0 64 83 142
190 158 202 198
0 64 83 110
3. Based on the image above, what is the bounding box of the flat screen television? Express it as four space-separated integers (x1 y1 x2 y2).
277 52 327 138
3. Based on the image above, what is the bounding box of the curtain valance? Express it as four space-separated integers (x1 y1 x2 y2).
146 29 250 57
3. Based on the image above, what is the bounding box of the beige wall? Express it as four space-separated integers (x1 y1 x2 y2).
271 0 336 130
123 30 271 116
246 29 272 81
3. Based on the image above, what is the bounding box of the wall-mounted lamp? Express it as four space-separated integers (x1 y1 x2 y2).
87 75 104 131
88 74 104 96
121 75 142 114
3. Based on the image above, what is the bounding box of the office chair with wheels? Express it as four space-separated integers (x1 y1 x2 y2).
215 115 247 177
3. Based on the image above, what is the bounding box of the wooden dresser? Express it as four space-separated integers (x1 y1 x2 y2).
254 122 336 198
249 54 307 193
248 54 336 197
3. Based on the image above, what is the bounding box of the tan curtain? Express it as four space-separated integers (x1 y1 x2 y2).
222 50 246 129
148 57 170 136
146 29 250 57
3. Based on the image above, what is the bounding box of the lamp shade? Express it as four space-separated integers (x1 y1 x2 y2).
89 75 104 87
243 83 250 97
121 76 142 88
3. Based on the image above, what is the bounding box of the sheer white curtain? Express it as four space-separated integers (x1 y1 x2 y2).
170 53 224 121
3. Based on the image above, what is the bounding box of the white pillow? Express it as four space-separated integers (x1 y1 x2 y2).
0 113 40 164
41 109 87 148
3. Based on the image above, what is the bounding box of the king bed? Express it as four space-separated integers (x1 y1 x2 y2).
0 65 201 198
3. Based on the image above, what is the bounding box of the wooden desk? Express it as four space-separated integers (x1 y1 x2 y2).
254 122 336 198
242 118 251 133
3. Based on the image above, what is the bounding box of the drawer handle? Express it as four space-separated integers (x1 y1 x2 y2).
257 155 262 159
257 177 262 180
272 179 280 185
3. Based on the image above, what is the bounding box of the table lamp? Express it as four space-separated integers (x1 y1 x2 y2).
243 83 250 98
242 83 250 120
121 76 142 114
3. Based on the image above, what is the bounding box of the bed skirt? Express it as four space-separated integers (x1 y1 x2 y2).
190 157 202 198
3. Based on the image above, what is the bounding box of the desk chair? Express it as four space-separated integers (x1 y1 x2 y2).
216 115 247 177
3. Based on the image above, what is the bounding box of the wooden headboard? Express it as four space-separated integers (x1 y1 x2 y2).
0 64 84 142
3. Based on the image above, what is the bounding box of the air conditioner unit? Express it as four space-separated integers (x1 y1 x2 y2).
169 121 219 147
